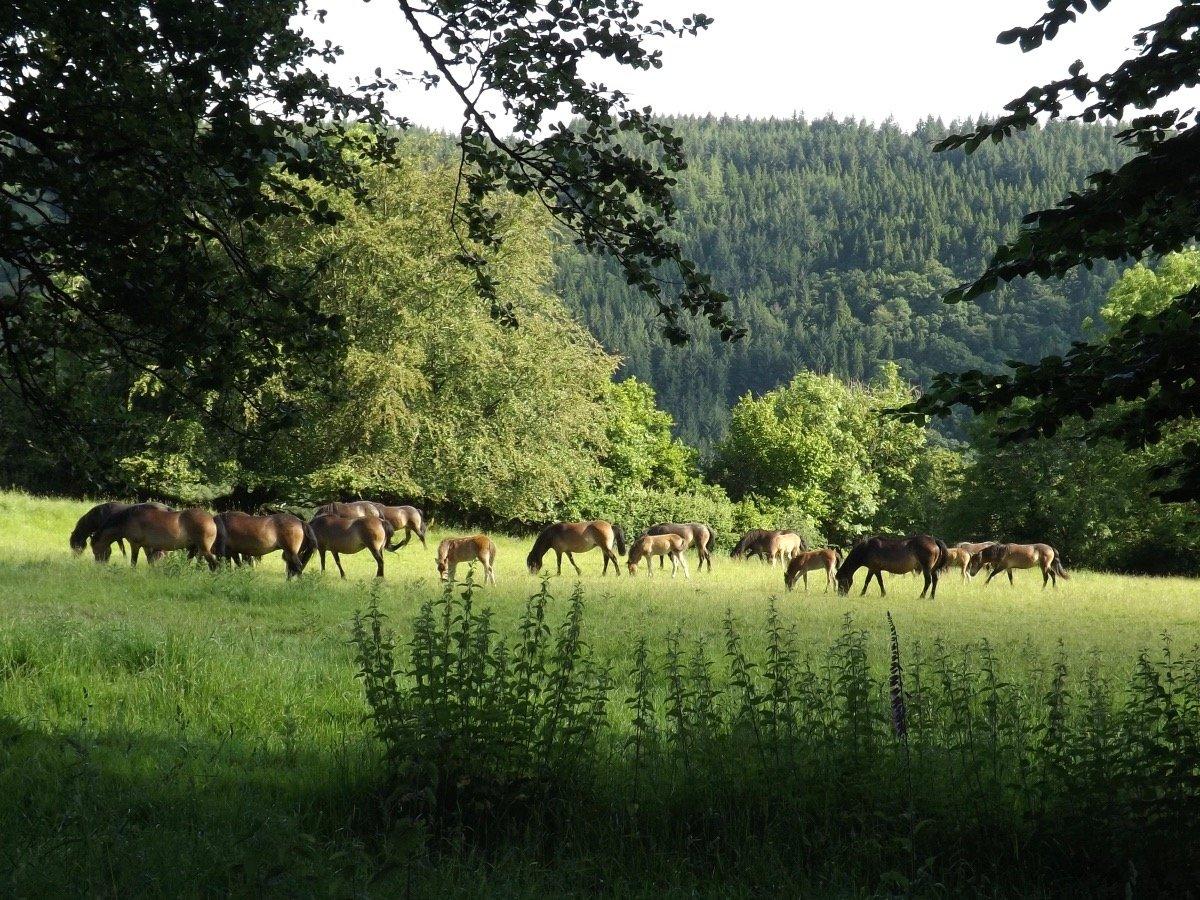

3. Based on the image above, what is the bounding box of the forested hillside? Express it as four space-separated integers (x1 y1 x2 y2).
556 116 1130 447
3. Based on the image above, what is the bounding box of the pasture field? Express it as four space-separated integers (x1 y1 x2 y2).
2 490 1199 896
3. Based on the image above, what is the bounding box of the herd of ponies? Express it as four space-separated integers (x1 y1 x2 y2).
68 500 1069 597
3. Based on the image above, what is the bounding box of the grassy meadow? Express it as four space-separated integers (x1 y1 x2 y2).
3 490 1200 895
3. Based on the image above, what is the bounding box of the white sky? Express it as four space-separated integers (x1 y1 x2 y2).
308 0 1189 132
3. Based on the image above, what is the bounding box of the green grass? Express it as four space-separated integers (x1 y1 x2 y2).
2 490 1199 895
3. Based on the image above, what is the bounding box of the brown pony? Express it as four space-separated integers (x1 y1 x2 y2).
646 522 716 572
91 506 221 570
215 511 317 579
783 548 841 592
437 535 497 585
526 520 626 576
69 501 170 556
627 533 690 578
370 502 428 549
957 540 996 557
308 514 393 578
835 535 948 599
767 531 806 566
970 542 1069 588
731 529 806 562
315 500 380 520
942 547 974 581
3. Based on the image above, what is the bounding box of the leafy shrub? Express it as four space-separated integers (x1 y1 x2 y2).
351 576 611 831
352 580 1200 893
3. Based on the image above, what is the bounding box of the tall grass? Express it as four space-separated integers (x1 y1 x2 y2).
3 490 1200 894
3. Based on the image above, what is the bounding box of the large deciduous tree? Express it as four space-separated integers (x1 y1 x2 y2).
0 0 732 489
904 0 1200 500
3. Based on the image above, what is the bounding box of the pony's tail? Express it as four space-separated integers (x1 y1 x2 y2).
380 519 397 550
706 526 717 553
613 523 627 557
213 514 229 562
1052 554 1070 580
418 509 428 541
300 521 319 567
935 538 951 572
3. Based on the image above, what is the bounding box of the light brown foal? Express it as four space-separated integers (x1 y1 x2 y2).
437 535 497 585
783 548 840 592
627 533 689 578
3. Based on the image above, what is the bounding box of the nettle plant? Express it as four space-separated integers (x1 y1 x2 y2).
351 574 611 827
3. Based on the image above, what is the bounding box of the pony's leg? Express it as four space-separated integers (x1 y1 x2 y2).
566 551 582 575
370 545 385 578
985 567 1001 585
130 544 141 568
803 570 809 592
1007 570 1014 585
118 538 127 558
417 527 426 549
679 555 690 580
319 548 327 572
397 529 412 549
876 571 887 596
333 551 346 579
283 551 298 579
859 572 870 597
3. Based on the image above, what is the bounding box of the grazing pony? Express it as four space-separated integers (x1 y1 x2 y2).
437 535 497 585
942 547 974 581
307 514 393 578
91 506 221 570
315 500 380 520
627 533 690 578
215 511 316 579
970 542 1069 588
731 529 806 563
526 520 626 576
371 502 428 549
646 522 716 572
783 548 841 592
70 501 169 556
835 535 948 599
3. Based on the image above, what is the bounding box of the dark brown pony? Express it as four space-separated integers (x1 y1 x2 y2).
307 514 394 578
731 529 806 563
646 522 716 572
69 501 170 556
526 520 626 576
835 535 948 599
215 511 317 579
970 542 1069 588
370 502 428 549
91 506 221 570
783 548 841 592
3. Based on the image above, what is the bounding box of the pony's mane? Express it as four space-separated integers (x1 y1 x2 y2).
526 524 557 567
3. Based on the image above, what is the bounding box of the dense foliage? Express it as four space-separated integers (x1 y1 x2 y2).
947 252 1200 574
0 0 732 464
907 1 1200 502
352 579 1200 895
711 365 961 544
557 115 1129 447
